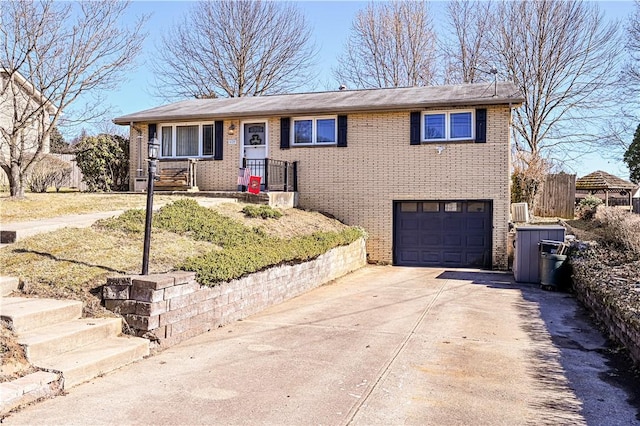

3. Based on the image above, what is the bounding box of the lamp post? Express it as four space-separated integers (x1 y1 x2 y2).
142 137 159 275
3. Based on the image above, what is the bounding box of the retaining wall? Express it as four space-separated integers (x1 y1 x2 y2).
572 276 640 364
103 238 366 349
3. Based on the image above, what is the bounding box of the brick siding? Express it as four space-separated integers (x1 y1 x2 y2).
127 106 512 269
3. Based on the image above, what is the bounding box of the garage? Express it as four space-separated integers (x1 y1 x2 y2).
393 200 492 268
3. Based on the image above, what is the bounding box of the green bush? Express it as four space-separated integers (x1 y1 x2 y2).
94 209 146 234
75 134 129 192
180 228 364 285
93 199 366 286
241 205 283 219
576 194 603 220
154 199 263 246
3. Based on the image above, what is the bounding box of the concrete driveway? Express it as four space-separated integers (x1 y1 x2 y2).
4 266 639 425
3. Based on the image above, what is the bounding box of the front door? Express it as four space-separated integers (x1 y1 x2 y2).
242 121 267 181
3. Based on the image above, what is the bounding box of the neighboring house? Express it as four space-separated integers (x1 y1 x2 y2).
0 68 57 185
114 82 524 269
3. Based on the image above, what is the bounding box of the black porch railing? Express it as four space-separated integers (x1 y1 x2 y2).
241 158 298 192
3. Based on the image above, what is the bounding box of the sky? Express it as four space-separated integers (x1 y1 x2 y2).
97 0 638 180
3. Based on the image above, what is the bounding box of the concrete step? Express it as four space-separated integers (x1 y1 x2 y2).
18 317 123 363
0 297 82 333
36 336 149 388
0 276 19 296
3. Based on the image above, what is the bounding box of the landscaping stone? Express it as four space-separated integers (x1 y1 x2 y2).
102 285 130 300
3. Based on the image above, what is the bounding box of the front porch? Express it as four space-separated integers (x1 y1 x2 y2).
132 158 298 208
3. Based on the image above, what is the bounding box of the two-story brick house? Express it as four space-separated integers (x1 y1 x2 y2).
114 82 524 269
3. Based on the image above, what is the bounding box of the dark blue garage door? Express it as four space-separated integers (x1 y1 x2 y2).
393 201 492 268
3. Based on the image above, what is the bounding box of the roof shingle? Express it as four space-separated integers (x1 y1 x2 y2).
576 170 636 191
114 81 523 124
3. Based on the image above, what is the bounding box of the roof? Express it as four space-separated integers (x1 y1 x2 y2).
113 81 524 125
1 68 58 115
575 170 636 191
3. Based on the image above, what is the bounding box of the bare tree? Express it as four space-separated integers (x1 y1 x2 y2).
492 0 622 165
628 0 640 86
334 0 438 89
0 0 146 198
441 0 495 84
152 0 317 99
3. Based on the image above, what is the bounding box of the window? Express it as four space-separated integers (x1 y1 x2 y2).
292 116 336 145
400 202 418 212
422 202 440 212
444 202 462 212
467 202 486 213
423 111 473 142
159 123 215 158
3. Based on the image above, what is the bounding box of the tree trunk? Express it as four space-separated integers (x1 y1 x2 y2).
5 163 26 199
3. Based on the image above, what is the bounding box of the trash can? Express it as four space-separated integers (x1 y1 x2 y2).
539 240 567 289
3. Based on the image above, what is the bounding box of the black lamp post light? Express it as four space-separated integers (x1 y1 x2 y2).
142 136 159 275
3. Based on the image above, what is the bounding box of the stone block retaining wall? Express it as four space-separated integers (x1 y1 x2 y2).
572 278 640 364
103 238 366 349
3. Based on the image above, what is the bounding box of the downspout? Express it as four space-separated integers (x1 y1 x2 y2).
131 122 143 177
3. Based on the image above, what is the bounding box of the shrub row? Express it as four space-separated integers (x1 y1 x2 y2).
94 199 365 286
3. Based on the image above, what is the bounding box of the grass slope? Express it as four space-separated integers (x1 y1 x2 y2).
0 198 363 316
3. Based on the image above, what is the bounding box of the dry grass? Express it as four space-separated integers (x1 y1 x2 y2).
594 206 640 255
214 202 348 239
0 192 188 222
1 194 353 383
0 194 350 315
0 227 216 317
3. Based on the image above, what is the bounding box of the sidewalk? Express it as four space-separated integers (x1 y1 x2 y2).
3 266 637 425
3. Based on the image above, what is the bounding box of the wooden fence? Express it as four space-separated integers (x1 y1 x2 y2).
533 173 576 219
50 154 88 191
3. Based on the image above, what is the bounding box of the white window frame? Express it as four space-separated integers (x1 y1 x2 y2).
158 122 214 159
422 110 474 142
291 115 338 146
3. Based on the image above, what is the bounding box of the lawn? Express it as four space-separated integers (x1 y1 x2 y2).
0 192 187 222
0 194 360 316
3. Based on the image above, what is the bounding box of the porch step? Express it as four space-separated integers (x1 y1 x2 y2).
35 336 149 389
0 276 19 296
0 297 82 333
18 317 123 363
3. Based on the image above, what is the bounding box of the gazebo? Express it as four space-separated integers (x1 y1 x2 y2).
576 170 636 208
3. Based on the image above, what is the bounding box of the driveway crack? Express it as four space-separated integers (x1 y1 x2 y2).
344 279 449 425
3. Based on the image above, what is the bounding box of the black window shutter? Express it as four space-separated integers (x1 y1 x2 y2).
475 108 487 143
337 115 348 147
148 123 157 141
410 112 421 145
280 117 290 149
214 121 224 160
